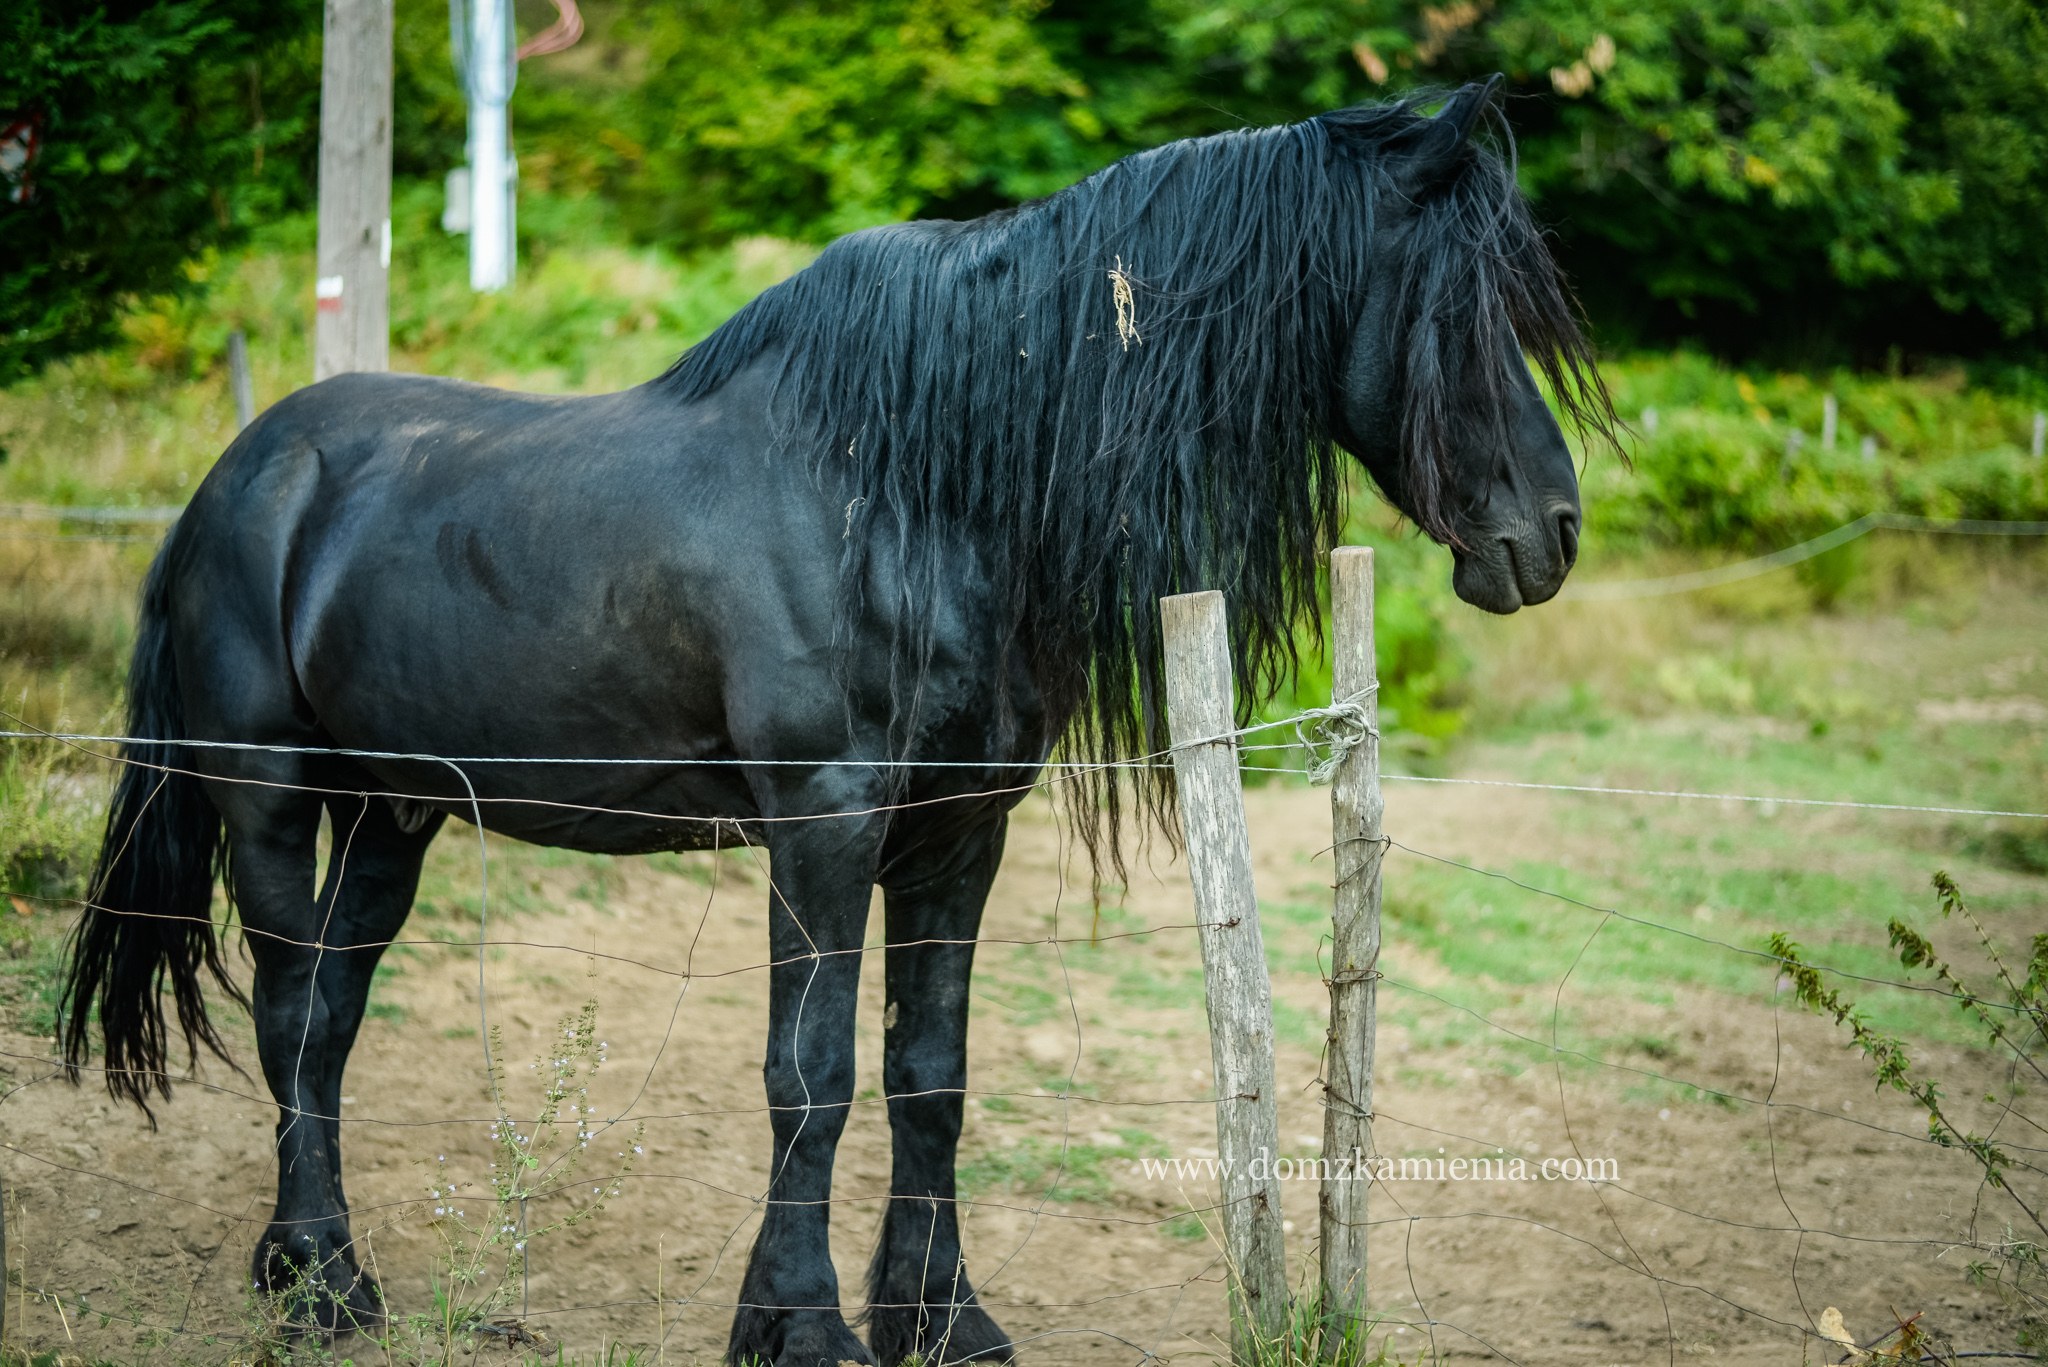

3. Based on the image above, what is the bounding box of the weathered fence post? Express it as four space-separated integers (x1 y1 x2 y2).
1320 547 1383 1338
1821 393 1838 451
2033 410 2045 461
1161 590 1289 1356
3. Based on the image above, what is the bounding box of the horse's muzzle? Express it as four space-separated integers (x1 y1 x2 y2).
1450 499 1580 614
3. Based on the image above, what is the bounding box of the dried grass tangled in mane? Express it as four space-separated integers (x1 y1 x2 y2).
662 94 1611 858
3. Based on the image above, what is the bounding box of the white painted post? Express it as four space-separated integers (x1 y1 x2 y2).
1320 547 1383 1336
1822 393 1838 451
1861 434 1877 463
313 0 393 382
227 329 256 431
1161 591 1289 1355
465 0 516 292
1782 428 1804 480
2032 411 2045 461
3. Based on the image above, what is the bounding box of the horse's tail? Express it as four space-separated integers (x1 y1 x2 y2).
61 544 243 1116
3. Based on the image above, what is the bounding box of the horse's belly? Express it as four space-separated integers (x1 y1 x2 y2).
415 769 756 854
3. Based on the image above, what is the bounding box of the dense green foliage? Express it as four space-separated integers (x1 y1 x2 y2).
509 0 2048 363
0 0 321 381
9 0 2048 380
0 0 485 382
1487 0 2048 357
1585 354 2048 548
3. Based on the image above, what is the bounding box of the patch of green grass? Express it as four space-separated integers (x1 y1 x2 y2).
642 848 745 886
411 833 556 924
956 1126 1168 1206
0 740 102 1035
362 961 409 1024
1619 1077 1744 1111
556 1346 652 1367
1959 820 2048 876
0 919 71 1038
0 741 101 902
1368 582 2047 1056
974 948 1066 1026
1103 950 1202 1015
1381 846 1997 1046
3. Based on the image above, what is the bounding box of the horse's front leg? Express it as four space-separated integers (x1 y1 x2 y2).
727 811 884 1367
867 815 1013 1365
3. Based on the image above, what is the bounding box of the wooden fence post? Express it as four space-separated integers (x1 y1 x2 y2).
314 0 394 381
1161 590 1289 1356
1320 546 1383 1336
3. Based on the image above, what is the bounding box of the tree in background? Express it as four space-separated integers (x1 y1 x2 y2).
1042 0 2048 361
533 0 1085 244
0 0 472 386
0 1 321 383
524 0 2045 365
1462 0 2048 358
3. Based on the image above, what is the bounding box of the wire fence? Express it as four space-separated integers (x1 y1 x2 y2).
0 529 2043 1363
2 722 2041 1362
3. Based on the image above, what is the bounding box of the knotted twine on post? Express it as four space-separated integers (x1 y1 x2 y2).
1294 683 1380 785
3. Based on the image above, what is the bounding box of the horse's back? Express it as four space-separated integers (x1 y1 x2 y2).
163 371 807 835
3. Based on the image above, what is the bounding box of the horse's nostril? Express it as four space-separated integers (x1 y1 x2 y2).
1555 508 1580 567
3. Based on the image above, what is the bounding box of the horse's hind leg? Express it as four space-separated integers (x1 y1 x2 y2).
222 782 437 1332
867 816 1013 1365
301 794 443 1268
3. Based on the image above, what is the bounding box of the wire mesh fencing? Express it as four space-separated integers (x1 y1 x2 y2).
0 516 2043 1364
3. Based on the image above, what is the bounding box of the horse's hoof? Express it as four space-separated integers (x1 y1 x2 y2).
727 1304 874 1367
867 1298 1015 1366
253 1221 385 1337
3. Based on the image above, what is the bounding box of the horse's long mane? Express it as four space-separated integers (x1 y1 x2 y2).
660 94 1607 856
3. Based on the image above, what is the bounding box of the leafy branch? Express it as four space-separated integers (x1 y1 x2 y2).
1772 871 2047 1357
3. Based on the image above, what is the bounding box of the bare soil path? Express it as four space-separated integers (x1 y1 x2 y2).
5 750 2037 1365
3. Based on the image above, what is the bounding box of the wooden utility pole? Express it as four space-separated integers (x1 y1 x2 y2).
314 0 394 381
1320 546 1384 1336
1161 590 1289 1356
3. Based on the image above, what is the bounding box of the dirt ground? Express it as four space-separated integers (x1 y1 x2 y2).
3 766 2038 1365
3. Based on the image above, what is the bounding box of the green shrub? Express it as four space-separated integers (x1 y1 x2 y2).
1584 352 2048 552
0 739 100 902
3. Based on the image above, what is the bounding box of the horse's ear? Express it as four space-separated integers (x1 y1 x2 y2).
1388 77 1503 201
1434 74 1504 144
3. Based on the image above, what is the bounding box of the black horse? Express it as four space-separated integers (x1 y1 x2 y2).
62 80 1609 1365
